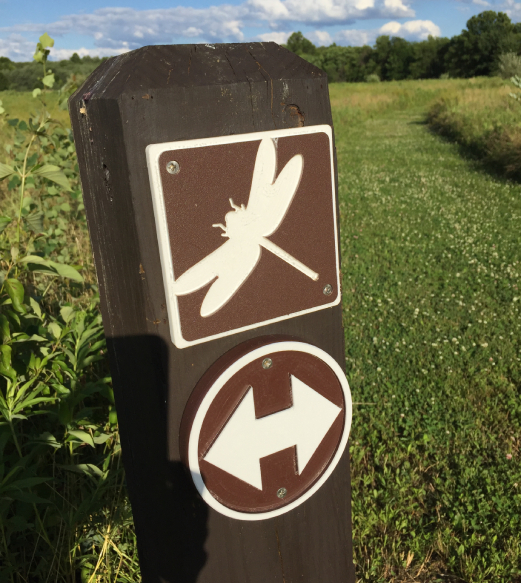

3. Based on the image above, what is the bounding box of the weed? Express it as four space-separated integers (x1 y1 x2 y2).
0 35 140 582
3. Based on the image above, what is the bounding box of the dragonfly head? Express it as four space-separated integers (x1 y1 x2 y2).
224 202 250 239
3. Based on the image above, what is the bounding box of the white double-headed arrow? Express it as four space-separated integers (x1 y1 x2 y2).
203 375 342 490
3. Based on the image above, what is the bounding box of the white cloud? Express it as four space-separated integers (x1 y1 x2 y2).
0 34 35 61
183 27 204 38
49 47 129 60
335 19 441 46
1 6 246 56
379 19 441 40
257 31 293 43
335 29 372 45
503 0 521 20
308 30 334 46
246 0 414 25
473 0 490 6
0 0 418 61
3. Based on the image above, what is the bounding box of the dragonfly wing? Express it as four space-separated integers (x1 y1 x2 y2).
200 242 261 317
172 241 234 296
246 138 303 237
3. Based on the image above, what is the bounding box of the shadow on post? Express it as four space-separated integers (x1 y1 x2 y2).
107 334 208 583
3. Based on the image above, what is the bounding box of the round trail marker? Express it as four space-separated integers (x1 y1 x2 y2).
182 337 352 520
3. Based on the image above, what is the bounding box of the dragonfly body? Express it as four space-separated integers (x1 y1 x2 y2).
172 138 319 317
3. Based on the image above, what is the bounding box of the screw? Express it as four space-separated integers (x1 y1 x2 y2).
277 487 287 499
262 358 272 370
166 161 180 175
323 284 333 296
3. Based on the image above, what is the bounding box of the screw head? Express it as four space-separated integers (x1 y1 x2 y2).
166 160 180 175
262 358 273 370
323 284 333 296
277 487 287 499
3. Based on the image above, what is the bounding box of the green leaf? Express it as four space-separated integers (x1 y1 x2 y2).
32 88 42 98
39 33 54 49
20 256 83 282
0 344 12 369
5 279 25 313
60 463 104 478
9 491 50 504
24 211 44 234
50 262 83 283
29 297 42 319
4 477 51 490
0 216 12 234
33 432 62 449
93 433 112 445
42 73 55 88
0 315 9 344
32 165 71 191
19 255 49 266
60 306 74 323
68 430 95 448
0 163 15 181
48 322 61 340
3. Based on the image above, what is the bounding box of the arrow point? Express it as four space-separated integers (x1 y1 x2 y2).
203 387 264 490
290 375 342 474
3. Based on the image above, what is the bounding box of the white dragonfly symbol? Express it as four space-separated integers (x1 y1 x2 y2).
172 138 319 317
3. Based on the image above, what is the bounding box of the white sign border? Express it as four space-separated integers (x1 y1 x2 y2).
146 125 341 349
187 341 352 521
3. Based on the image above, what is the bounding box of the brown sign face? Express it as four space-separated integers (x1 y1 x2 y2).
147 126 340 348
180 337 352 520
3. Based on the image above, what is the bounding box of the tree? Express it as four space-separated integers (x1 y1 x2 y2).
0 56 15 71
0 71 9 91
445 11 518 77
410 36 450 79
374 36 415 81
285 32 317 56
387 37 415 80
70 52 81 63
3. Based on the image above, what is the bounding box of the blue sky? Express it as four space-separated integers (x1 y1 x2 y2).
1 0 521 61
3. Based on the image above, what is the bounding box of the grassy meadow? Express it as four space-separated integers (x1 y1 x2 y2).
333 78 521 581
0 76 520 582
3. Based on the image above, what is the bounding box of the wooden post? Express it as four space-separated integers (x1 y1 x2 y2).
70 43 355 583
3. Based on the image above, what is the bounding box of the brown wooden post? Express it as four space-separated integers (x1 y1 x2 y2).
70 42 355 583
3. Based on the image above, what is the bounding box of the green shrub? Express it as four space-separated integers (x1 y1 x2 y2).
427 82 521 178
497 51 521 79
0 33 140 582
365 73 381 83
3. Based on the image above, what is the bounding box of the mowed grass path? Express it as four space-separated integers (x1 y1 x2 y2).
334 97 521 582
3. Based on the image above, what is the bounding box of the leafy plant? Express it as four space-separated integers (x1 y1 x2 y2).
497 52 521 79
0 34 140 582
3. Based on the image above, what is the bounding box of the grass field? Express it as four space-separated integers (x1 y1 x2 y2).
0 79 520 581
333 80 521 581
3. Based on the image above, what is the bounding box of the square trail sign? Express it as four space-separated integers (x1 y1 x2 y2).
146 125 340 348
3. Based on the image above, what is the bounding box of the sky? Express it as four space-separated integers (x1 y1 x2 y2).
2 0 521 61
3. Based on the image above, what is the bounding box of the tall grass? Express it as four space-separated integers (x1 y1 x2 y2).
426 78 521 178
329 77 505 125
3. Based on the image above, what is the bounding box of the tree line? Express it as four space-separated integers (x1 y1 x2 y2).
0 10 519 91
284 10 521 82
0 53 107 91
